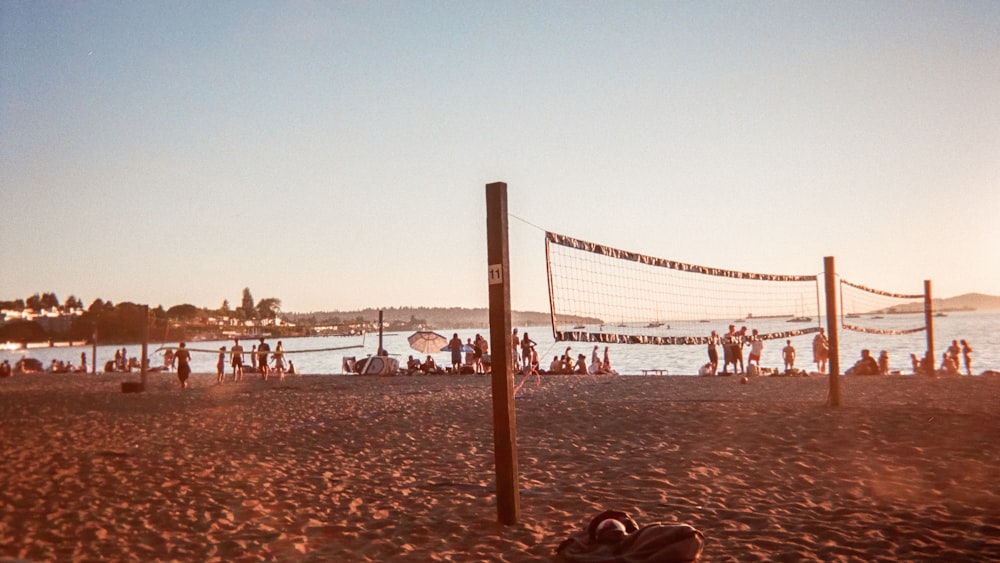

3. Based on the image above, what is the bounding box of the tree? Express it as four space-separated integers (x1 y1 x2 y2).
0 299 25 311
88 299 108 314
256 298 281 321
167 304 200 320
40 292 60 310
0 320 47 343
241 288 255 319
220 299 230 313
25 293 42 311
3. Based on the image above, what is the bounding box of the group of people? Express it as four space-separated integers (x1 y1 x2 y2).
701 325 833 377
909 339 973 376
448 332 490 374
220 337 291 384
704 325 785 376
169 337 295 389
543 345 618 376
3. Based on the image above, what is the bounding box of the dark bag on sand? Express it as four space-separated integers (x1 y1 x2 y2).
557 510 704 563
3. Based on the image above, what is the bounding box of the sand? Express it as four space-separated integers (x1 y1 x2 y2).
1 371 998 562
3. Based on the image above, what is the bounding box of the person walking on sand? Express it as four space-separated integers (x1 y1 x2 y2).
175 342 191 389
961 339 973 376
782 340 796 373
231 338 245 381
216 346 226 384
258 337 270 381
813 328 829 373
448 333 463 373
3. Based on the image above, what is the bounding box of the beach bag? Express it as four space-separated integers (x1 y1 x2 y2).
557 510 704 563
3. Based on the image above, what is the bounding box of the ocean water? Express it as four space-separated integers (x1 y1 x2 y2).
3 310 998 377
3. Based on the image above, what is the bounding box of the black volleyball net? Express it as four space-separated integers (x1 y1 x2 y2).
839 279 927 335
545 231 822 345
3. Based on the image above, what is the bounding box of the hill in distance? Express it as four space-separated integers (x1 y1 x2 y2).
868 293 1000 315
283 307 599 330
287 293 1000 327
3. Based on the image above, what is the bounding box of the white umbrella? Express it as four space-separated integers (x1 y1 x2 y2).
407 331 448 354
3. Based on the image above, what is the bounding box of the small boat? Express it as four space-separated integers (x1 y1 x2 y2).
353 355 399 376
787 316 812 323
647 322 664 328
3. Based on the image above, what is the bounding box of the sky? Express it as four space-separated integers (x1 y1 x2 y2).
2 1 998 314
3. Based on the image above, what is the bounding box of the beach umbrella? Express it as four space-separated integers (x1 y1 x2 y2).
407 331 448 354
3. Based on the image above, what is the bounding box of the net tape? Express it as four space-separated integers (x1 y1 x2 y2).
547 232 816 282
554 327 822 346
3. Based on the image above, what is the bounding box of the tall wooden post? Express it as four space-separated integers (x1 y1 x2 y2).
485 181 520 525
140 305 149 389
91 325 97 375
824 257 841 407
924 280 934 367
378 310 384 354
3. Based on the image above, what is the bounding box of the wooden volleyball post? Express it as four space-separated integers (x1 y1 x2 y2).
824 256 841 407
924 280 935 368
140 305 149 389
485 181 521 525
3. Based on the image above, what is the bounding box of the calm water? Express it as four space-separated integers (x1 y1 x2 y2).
3 310 998 376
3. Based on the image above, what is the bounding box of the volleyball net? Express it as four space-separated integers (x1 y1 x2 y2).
545 231 822 345
839 279 927 335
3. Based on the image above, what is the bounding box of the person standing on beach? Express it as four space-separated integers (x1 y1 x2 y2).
175 342 191 389
216 346 226 384
251 344 258 371
722 325 737 375
511 328 520 370
735 326 748 374
258 338 270 381
273 341 286 381
961 339 973 375
813 328 829 373
747 329 763 372
448 333 463 373
782 340 796 373
465 338 476 367
520 332 536 367
707 331 720 375
231 338 244 381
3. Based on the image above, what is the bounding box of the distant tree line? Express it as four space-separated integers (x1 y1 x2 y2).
0 288 289 345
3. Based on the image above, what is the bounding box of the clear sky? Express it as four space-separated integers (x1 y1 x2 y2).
2 1 998 314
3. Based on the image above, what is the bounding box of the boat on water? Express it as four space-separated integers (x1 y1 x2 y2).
787 316 812 323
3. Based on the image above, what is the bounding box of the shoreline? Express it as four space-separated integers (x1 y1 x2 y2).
2 373 998 561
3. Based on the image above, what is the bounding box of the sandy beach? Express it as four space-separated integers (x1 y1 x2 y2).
1 371 998 562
